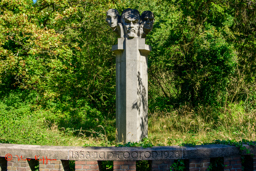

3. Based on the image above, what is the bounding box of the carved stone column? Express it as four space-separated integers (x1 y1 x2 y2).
106 8 154 143
113 38 150 143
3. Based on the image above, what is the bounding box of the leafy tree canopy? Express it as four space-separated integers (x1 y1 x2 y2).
1 0 256 139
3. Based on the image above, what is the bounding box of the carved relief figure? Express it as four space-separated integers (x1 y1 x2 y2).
106 9 154 39
106 9 120 33
121 8 140 39
140 11 154 38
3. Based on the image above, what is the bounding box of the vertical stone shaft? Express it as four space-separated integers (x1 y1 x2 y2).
114 37 150 143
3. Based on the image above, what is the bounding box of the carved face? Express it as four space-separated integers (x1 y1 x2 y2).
142 13 154 30
139 22 144 37
106 10 119 29
122 14 140 39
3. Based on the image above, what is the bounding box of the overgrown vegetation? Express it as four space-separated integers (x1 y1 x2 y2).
0 0 256 151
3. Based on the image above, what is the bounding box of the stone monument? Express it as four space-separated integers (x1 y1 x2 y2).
106 8 154 143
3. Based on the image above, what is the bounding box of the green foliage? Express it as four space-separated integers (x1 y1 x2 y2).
116 138 153 148
1 6 256 171
100 161 113 171
208 158 225 171
99 160 150 171
136 160 150 171
170 160 186 171
1 0 256 147
150 0 238 107
172 26 236 106
69 160 75 171
34 164 39 171
0 90 51 144
44 99 108 137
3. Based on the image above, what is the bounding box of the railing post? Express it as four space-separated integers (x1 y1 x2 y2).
39 159 69 171
151 160 174 171
189 158 210 171
7 157 31 171
113 160 136 171
224 156 242 171
75 161 99 171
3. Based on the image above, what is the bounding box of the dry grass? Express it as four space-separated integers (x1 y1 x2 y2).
148 102 256 146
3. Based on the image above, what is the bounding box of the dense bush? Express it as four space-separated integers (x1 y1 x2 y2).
0 0 256 140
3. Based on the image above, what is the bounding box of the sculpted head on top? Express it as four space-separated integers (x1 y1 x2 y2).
141 11 154 34
106 8 154 39
121 8 140 39
106 9 120 30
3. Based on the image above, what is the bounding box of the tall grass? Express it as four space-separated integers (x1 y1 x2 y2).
1 89 256 147
148 102 256 146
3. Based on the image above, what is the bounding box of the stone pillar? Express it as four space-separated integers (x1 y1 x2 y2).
75 161 100 171
113 37 150 143
39 159 69 171
113 161 136 171
189 158 210 171
0 157 7 171
151 160 174 171
7 157 31 171
224 156 242 171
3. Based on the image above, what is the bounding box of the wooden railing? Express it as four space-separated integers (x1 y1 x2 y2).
0 143 256 170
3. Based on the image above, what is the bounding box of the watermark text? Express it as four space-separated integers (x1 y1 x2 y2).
5 153 56 164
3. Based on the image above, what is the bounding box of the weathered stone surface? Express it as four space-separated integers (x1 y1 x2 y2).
183 144 240 159
0 144 183 161
1 144 256 161
69 147 183 161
